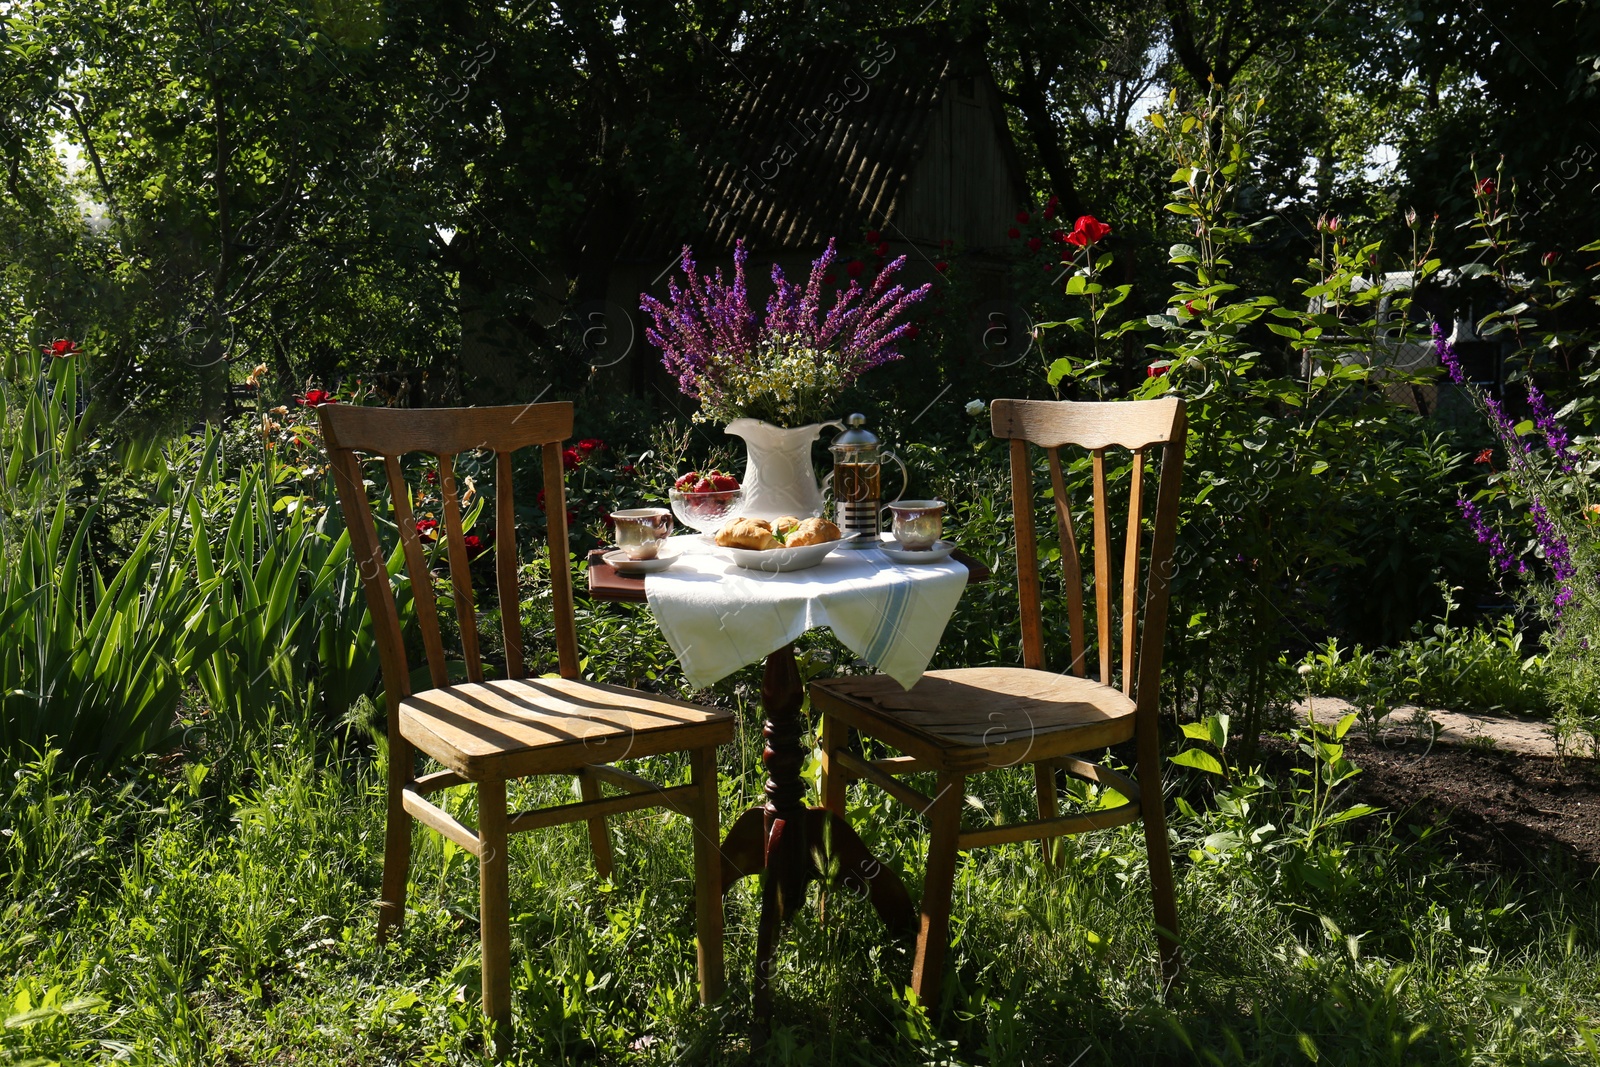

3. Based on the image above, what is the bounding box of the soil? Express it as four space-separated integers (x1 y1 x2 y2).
1259 728 1600 872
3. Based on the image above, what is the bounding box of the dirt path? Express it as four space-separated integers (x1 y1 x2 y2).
1294 696 1594 759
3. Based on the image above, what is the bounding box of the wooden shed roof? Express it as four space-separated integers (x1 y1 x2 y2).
620 26 1020 260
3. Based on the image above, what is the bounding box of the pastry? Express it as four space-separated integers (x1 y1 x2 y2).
715 517 779 550
786 516 841 547
773 516 802 538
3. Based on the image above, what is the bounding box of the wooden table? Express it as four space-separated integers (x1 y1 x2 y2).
584 546 990 1030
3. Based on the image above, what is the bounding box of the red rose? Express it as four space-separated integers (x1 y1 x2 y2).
577 438 604 453
1065 215 1111 248
1542 252 1558 267
1015 210 1030 223
621 464 636 476
562 447 581 470
1007 227 1021 239
1027 237 1042 252
845 260 864 278
45 339 80 359
1147 363 1169 378
934 260 948 273
865 230 881 243
298 388 337 406
874 241 889 257
416 518 439 542
1475 178 1496 197
463 531 494 560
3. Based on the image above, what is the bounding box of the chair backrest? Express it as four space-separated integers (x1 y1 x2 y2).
989 398 1186 718
318 403 581 715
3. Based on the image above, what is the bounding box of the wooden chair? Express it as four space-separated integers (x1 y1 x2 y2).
319 402 733 1044
810 397 1186 1004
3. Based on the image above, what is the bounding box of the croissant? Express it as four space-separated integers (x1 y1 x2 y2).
772 516 802 537
715 517 779 550
786 516 842 547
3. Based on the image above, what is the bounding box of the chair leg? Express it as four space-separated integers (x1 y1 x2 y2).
820 711 848 818
1136 738 1182 991
1033 761 1059 867
478 778 512 1050
377 735 414 943
689 746 726 1003
911 772 964 1006
577 768 614 880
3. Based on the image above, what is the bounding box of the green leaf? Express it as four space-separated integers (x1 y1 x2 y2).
1209 713 1230 750
1171 749 1223 775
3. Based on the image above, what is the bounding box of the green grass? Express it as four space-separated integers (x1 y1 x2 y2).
3 695 1599 1066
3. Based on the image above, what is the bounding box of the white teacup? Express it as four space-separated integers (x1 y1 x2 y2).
887 499 945 551
612 507 674 560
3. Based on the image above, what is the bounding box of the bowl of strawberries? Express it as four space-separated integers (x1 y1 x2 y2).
668 470 745 535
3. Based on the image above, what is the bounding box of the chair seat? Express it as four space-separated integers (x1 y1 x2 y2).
400 677 735 779
812 667 1136 771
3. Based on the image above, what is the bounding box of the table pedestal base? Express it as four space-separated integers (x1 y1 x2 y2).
719 807 915 1029
717 644 915 1034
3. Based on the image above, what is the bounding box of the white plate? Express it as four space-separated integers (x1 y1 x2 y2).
715 535 854 573
880 539 957 564
603 548 677 575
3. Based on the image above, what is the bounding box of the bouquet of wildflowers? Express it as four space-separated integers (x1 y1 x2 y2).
640 238 930 426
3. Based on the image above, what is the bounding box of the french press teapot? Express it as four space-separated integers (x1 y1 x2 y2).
827 414 907 546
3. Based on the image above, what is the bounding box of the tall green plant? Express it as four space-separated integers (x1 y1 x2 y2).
187 430 403 735
0 344 241 771
1044 90 1447 751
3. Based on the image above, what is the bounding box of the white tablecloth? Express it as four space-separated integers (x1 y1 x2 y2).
642 536 969 690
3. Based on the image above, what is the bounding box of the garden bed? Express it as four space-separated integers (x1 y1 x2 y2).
1262 729 1600 870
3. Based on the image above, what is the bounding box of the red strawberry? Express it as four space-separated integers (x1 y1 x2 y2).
710 472 739 492
693 475 716 493
674 472 700 491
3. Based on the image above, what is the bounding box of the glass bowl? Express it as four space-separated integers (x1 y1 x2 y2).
669 487 745 535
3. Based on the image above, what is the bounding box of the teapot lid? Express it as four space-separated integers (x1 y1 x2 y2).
831 413 878 448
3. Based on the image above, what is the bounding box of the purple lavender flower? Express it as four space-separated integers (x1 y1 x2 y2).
642 237 931 408
1525 381 1575 471
640 242 759 402
1457 496 1527 576
1529 498 1577 615
1432 320 1465 385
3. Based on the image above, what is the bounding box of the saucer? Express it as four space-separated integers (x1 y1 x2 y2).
603 548 676 575
880 539 956 564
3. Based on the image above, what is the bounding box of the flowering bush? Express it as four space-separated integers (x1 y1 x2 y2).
1437 175 1600 747
640 238 930 426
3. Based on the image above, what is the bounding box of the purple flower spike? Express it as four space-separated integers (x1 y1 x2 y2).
1529 498 1577 616
1526 382 1575 472
1432 320 1465 385
1457 496 1526 576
